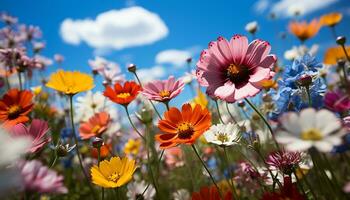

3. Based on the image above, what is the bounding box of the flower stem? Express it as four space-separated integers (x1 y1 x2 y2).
124 106 146 141
17 71 23 90
244 98 280 150
214 100 225 124
223 147 239 199
69 96 97 200
191 144 222 198
225 102 238 124
49 152 58 168
305 86 312 107
97 147 104 200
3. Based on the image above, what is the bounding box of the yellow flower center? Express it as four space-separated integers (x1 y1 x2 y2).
116 92 131 99
8 105 21 119
301 128 323 141
226 63 250 86
177 122 194 139
91 125 101 134
216 132 229 143
91 103 97 109
159 90 170 98
107 172 121 182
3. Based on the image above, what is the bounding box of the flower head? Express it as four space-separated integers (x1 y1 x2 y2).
276 108 345 152
90 156 137 188
141 76 185 102
79 112 110 140
324 46 350 65
196 35 276 102
11 119 50 153
0 89 34 128
245 21 258 34
191 89 208 109
204 123 241 146
324 90 350 113
261 177 305 200
191 185 232 200
320 12 342 27
124 138 142 155
266 150 302 175
289 19 321 41
46 70 94 95
155 103 211 149
18 160 67 194
103 81 141 106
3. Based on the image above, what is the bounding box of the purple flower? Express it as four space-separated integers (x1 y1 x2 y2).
18 160 67 194
324 90 350 113
266 150 302 175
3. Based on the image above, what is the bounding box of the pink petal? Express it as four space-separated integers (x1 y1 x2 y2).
230 35 248 65
234 82 260 100
249 67 271 83
259 55 276 68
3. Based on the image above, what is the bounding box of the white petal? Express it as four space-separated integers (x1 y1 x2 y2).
285 140 313 152
299 108 317 132
280 112 301 136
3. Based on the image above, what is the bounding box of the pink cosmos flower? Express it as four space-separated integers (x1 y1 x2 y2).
266 150 302 174
324 90 350 113
141 76 185 102
196 35 276 102
11 119 50 153
18 160 67 194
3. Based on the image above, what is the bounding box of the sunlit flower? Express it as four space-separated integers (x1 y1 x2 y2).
320 12 342 27
104 81 141 106
0 89 34 128
79 112 110 140
324 90 350 113
18 160 67 194
276 108 345 152
289 19 321 41
88 56 108 73
259 78 278 90
191 89 208 109
324 46 350 65
196 35 276 102
11 119 50 153
46 70 94 95
30 85 42 96
124 138 142 156
203 123 241 146
90 156 137 188
266 150 302 175
141 76 185 102
155 103 211 149
127 180 155 200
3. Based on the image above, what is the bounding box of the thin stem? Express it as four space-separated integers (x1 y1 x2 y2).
145 125 160 199
97 148 104 200
225 102 238 123
164 101 170 111
244 98 280 150
305 86 312 107
297 165 318 199
18 71 23 90
331 26 337 40
132 71 162 120
255 149 282 189
49 153 58 168
124 106 146 141
341 44 350 62
293 171 308 199
223 147 239 199
214 100 224 124
191 144 222 198
69 96 97 200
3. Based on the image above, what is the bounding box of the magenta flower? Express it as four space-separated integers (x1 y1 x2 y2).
324 90 350 113
11 119 50 153
141 76 185 102
266 150 302 175
196 35 276 102
18 160 67 194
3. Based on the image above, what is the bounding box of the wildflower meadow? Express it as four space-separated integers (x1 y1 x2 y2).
1 0 350 199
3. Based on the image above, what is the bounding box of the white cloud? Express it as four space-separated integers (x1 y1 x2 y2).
155 49 192 68
254 0 338 18
137 65 166 82
60 6 168 50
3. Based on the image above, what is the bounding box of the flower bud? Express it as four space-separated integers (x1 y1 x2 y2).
237 100 245 107
92 137 104 149
336 36 346 46
57 145 68 157
297 74 312 87
135 107 153 124
186 57 192 64
128 64 137 73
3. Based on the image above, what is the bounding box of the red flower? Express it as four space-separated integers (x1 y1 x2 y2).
103 81 141 106
192 185 233 200
0 88 34 128
261 177 305 200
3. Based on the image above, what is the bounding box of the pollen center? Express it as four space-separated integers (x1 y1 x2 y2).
117 92 131 99
107 172 121 182
226 63 250 87
91 125 102 134
301 128 323 141
159 90 170 98
177 122 194 139
216 132 229 143
8 105 21 119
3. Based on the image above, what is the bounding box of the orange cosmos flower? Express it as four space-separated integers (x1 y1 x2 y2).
324 46 350 65
79 112 110 140
289 19 321 41
155 103 211 149
91 143 112 159
103 81 141 106
320 12 342 27
0 88 34 128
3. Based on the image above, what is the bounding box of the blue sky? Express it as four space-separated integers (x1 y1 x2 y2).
1 0 350 101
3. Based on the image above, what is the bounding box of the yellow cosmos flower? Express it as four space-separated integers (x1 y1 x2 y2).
191 89 208 109
259 79 278 90
90 156 137 188
30 85 42 95
320 12 342 27
46 70 94 95
324 46 350 65
123 139 141 155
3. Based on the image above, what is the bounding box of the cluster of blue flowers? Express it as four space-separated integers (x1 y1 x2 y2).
269 54 326 120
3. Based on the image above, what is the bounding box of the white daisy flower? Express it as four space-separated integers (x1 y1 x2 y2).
126 180 155 200
204 123 241 146
276 108 345 152
173 189 190 200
